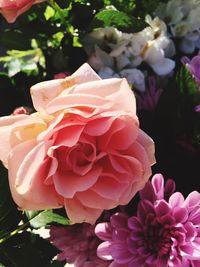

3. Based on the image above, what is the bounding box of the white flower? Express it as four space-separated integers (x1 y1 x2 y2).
98 67 145 92
98 66 119 79
120 68 146 92
180 31 200 54
83 27 122 54
150 58 175 76
87 45 114 71
156 0 200 37
172 21 189 37
156 1 183 25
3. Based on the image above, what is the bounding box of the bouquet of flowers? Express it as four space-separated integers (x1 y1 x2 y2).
0 0 199 266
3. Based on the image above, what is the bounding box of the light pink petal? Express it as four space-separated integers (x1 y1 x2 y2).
50 124 84 148
98 115 139 151
53 165 102 198
10 114 46 148
9 140 62 210
184 191 200 209
95 222 113 241
0 114 27 166
0 114 46 166
64 197 102 224
137 129 156 166
97 241 113 261
169 192 185 208
105 115 139 150
91 174 128 201
84 116 115 136
109 153 143 176
76 188 117 210
46 78 136 115
0 0 33 23
70 62 101 84
125 141 153 180
151 173 165 200
46 93 111 115
31 79 66 114
31 63 100 114
38 112 85 142
71 78 136 114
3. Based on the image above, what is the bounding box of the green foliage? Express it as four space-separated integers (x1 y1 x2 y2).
0 164 22 240
90 7 146 32
25 210 70 228
0 31 31 50
176 66 200 148
0 232 58 267
134 0 167 17
0 49 45 77
94 9 132 28
103 0 136 14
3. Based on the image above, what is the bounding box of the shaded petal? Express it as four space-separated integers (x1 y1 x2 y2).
64 197 102 224
53 165 102 198
110 243 133 264
95 222 113 241
8 140 61 210
137 129 156 166
76 188 117 210
97 241 113 261
150 58 175 76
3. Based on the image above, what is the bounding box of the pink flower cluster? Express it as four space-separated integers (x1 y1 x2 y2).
95 174 200 267
49 223 111 267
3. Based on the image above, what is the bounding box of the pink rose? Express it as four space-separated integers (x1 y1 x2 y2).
0 0 44 23
0 63 155 224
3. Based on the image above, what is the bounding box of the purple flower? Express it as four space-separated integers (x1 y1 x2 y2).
136 76 162 112
49 223 110 267
182 55 200 86
95 174 200 267
195 105 200 112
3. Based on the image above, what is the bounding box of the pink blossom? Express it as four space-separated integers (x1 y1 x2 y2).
96 174 200 267
137 76 162 112
0 63 155 224
49 223 110 267
0 0 44 23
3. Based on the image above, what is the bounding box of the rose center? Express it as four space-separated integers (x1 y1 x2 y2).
55 142 96 175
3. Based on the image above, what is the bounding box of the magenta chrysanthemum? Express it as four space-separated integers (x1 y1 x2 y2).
49 223 110 267
95 174 200 267
182 55 200 87
137 77 162 112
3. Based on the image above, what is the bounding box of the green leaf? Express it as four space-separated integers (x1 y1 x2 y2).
0 49 44 77
44 5 55 20
0 31 30 50
176 66 200 147
94 9 132 28
0 231 57 267
25 210 70 228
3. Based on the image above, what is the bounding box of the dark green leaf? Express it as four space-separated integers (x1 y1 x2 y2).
0 231 57 267
0 31 30 50
0 164 22 239
94 9 132 29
